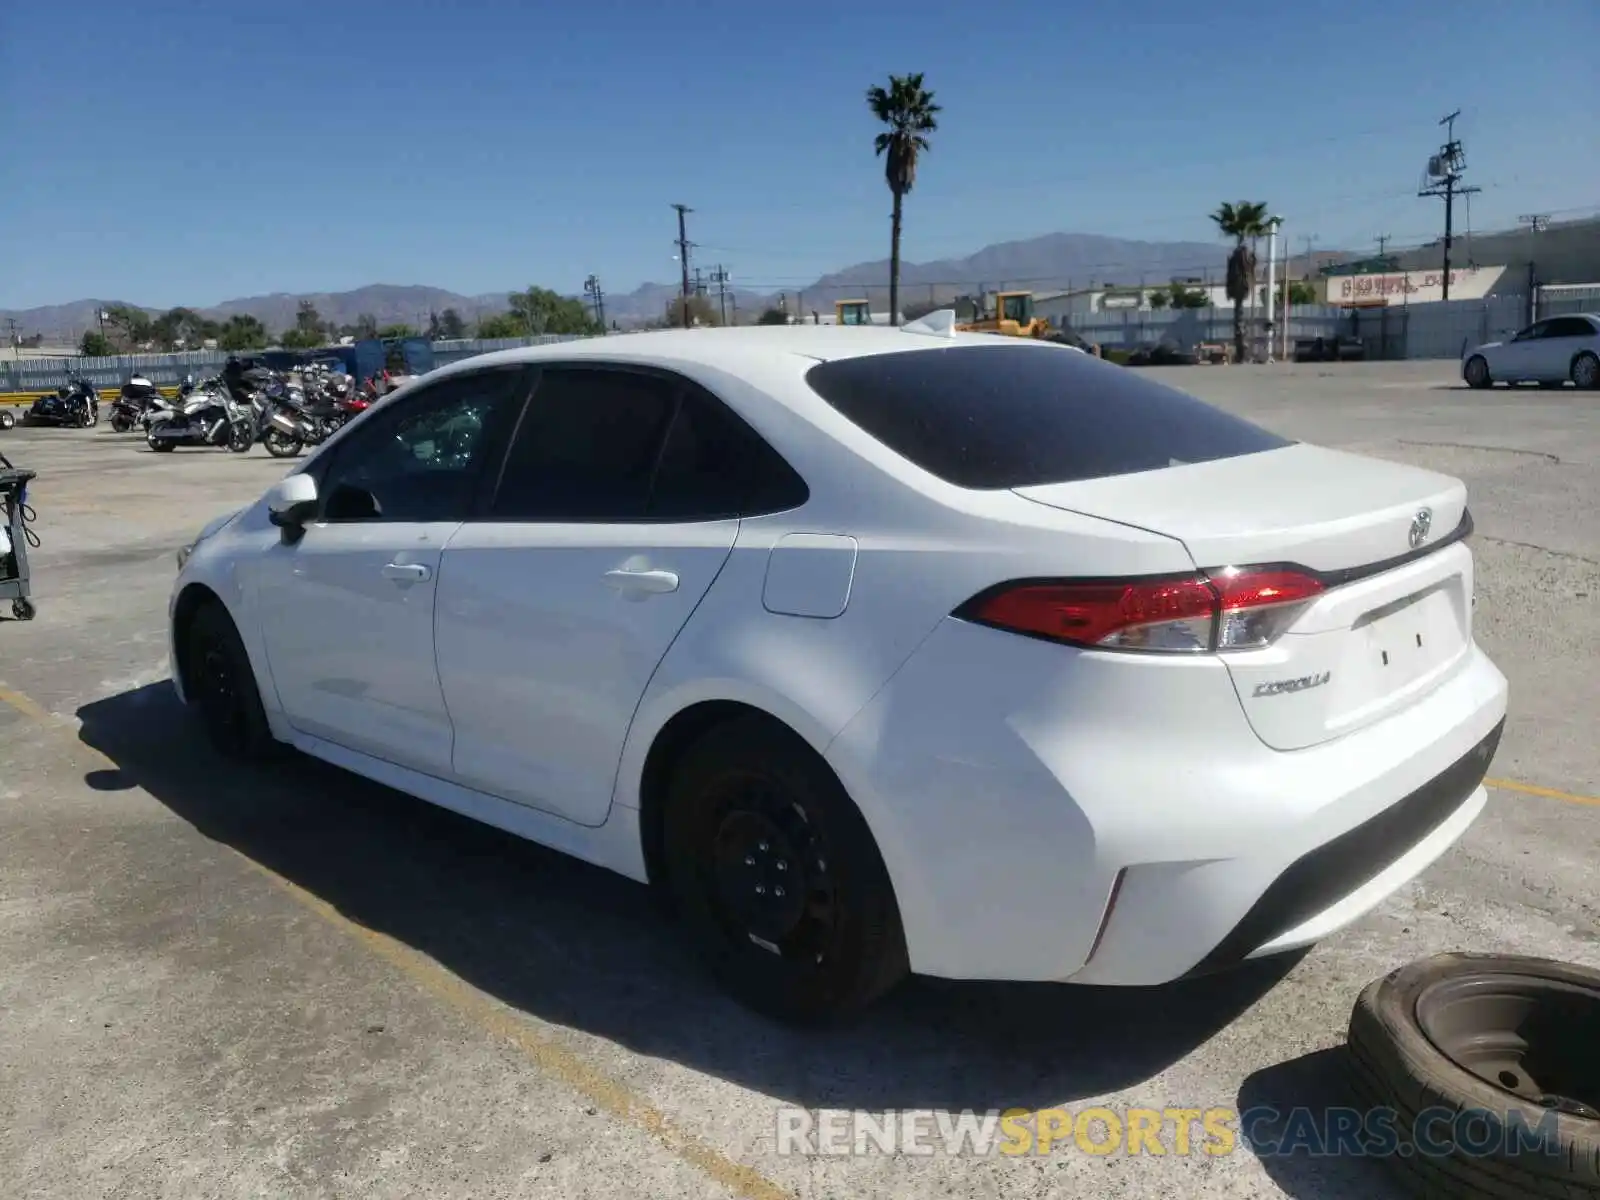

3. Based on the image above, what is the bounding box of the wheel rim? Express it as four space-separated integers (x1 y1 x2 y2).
1577 357 1598 388
1417 975 1600 1120
1467 359 1487 386
195 638 247 752
700 778 838 964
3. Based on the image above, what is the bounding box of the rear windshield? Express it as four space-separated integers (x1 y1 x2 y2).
805 343 1291 489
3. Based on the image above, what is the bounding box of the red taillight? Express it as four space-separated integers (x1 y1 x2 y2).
959 567 1324 654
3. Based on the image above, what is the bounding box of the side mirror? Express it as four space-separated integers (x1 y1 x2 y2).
266 474 319 541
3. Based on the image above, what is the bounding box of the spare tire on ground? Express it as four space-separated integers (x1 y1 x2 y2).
1347 952 1600 1197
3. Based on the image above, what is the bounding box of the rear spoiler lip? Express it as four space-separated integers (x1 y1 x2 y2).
1216 507 1474 590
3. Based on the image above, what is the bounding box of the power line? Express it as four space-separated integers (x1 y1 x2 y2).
671 203 694 329
1417 110 1482 301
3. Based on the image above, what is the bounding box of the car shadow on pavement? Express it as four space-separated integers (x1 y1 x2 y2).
1236 1046 1409 1200
78 682 1302 1113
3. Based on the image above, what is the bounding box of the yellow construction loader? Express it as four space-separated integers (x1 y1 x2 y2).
835 299 872 325
956 290 1091 350
956 290 1055 337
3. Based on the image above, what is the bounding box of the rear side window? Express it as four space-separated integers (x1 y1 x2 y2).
805 344 1291 489
650 386 810 520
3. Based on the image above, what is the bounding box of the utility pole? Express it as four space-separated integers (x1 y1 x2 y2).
583 275 606 331
671 203 694 328
1417 110 1481 301
1375 233 1391 259
709 265 730 325
1519 214 1551 323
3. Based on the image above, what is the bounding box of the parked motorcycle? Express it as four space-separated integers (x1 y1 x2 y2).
27 371 99 428
110 373 168 432
145 377 253 453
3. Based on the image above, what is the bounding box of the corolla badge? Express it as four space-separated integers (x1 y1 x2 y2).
1252 672 1332 698
1409 508 1433 550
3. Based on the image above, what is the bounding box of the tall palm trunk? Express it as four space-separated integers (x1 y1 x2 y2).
1232 298 1245 364
889 189 903 326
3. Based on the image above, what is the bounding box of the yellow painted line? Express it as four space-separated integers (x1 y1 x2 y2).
243 861 794 1200
1486 777 1600 807
0 683 52 722
0 679 793 1200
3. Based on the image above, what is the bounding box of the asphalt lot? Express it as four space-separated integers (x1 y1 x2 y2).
1 361 1596 1199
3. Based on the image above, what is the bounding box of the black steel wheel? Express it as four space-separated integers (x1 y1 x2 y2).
226 419 254 453
662 716 907 1023
1348 953 1600 1197
184 602 277 761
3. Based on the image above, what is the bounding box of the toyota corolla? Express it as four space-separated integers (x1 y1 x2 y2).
169 318 1508 1022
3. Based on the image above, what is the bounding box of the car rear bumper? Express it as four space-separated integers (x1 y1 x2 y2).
825 617 1508 985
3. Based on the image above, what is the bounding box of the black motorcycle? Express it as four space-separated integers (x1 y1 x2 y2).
27 372 99 428
110 373 167 432
251 375 344 458
145 378 253 453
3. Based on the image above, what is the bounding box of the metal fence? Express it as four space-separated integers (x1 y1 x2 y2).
1349 295 1529 361
1065 305 1349 353
1063 295 1537 361
1536 284 1600 319
2 294 1577 392
0 334 592 394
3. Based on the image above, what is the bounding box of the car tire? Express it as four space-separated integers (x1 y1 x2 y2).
0 410 14 430
1572 352 1599 391
662 715 909 1024
1464 356 1492 389
185 601 279 762
1347 952 1600 1198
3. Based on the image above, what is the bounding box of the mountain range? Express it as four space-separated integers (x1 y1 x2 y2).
3 230 1260 339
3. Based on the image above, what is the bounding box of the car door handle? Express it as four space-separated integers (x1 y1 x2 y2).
382 562 432 583
603 568 679 594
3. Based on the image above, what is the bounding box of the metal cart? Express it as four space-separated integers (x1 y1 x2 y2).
0 450 37 620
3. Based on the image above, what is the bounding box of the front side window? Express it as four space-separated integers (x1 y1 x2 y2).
319 368 521 523
490 367 680 522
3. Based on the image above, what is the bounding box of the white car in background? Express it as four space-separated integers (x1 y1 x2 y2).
170 320 1508 1022
1462 312 1600 389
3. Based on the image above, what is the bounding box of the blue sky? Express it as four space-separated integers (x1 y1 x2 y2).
2 0 1596 309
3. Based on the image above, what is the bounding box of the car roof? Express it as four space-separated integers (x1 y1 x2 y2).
437 323 1058 375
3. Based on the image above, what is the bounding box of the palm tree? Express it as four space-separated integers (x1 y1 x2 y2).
1211 201 1270 363
867 73 940 326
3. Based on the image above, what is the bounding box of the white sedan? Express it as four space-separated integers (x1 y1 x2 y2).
1462 312 1600 389
170 318 1508 1022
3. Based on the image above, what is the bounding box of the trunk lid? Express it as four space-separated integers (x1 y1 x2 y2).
1014 444 1475 750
